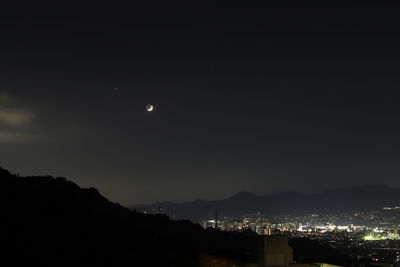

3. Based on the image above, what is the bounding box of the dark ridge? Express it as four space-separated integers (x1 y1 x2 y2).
132 185 400 222
227 191 259 201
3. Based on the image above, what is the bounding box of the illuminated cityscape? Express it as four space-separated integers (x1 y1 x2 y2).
199 207 400 265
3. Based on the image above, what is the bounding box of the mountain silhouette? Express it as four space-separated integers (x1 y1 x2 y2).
132 185 400 222
0 167 262 267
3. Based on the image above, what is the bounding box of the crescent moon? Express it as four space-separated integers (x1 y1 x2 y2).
146 104 154 112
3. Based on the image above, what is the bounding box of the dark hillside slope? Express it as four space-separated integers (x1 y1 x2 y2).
0 167 258 267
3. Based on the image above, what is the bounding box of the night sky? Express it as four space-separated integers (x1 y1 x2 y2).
2 1 400 205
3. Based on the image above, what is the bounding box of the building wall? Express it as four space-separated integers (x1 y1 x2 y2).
261 236 294 267
199 236 295 267
289 263 342 267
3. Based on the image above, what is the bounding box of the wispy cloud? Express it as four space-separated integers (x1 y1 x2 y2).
0 109 33 127
0 92 36 142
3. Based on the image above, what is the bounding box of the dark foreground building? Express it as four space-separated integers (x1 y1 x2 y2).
199 235 346 267
200 236 291 267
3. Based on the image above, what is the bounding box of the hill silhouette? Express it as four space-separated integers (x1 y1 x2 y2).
0 167 261 266
132 185 400 222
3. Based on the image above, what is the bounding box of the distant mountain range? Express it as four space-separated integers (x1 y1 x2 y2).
131 185 400 222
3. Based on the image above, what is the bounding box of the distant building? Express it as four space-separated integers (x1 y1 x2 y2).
156 206 164 214
203 219 217 229
215 209 219 230
264 228 272 236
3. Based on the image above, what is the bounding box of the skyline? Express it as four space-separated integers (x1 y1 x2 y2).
2 1 400 205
